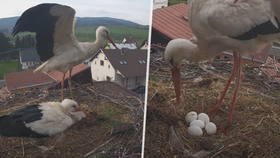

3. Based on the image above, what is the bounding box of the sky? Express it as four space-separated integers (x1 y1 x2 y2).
0 0 152 25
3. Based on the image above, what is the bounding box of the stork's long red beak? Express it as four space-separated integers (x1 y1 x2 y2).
233 0 238 3
107 36 118 49
77 108 95 119
171 67 181 106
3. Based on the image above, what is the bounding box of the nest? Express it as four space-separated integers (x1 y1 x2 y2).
0 84 144 158
145 50 280 158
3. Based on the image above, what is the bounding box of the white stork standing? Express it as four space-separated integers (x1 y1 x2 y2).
11 3 118 101
165 0 280 135
0 99 94 138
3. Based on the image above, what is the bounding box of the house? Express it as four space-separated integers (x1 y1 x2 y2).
4 64 91 93
152 3 272 65
104 43 137 49
19 49 41 70
121 36 137 45
90 48 147 89
140 40 149 50
153 0 168 10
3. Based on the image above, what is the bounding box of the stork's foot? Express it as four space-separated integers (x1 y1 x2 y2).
206 105 223 118
218 121 231 136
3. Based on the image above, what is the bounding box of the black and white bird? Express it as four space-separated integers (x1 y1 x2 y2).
0 99 95 138
11 3 117 100
165 0 280 135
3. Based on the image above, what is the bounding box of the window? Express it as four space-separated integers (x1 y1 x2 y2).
142 60 146 63
108 65 110 69
139 60 142 64
123 61 127 64
119 61 123 64
100 60 104 66
104 57 108 60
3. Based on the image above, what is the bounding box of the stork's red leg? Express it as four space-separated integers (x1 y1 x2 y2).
219 53 243 135
61 73 65 101
68 70 74 100
207 52 239 118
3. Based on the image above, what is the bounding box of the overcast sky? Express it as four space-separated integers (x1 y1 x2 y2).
0 0 152 25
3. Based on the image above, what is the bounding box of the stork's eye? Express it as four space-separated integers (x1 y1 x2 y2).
169 58 174 67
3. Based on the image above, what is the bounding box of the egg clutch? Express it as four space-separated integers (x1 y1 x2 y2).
185 111 217 136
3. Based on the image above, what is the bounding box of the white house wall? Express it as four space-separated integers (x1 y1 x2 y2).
153 0 168 10
115 74 146 89
91 51 115 81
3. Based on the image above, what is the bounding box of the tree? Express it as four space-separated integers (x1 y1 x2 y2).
0 32 14 60
15 35 21 48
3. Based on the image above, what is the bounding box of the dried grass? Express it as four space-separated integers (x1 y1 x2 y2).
145 51 280 158
0 84 143 158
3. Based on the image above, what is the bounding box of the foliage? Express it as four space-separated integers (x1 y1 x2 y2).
168 0 187 6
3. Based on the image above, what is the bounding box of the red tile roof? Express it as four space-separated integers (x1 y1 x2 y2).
4 70 55 90
46 64 90 88
152 3 193 40
262 56 280 82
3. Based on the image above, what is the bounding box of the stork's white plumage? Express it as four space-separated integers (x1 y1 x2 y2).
234 0 280 28
165 0 280 135
0 99 94 138
11 3 117 100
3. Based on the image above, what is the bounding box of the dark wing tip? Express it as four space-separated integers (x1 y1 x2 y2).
11 3 60 36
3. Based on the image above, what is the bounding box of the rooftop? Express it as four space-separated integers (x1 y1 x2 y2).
4 70 55 90
20 49 41 62
152 3 193 40
106 43 137 49
97 49 147 78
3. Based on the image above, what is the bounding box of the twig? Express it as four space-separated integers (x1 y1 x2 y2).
84 138 114 157
21 139 24 158
148 90 158 103
255 116 265 127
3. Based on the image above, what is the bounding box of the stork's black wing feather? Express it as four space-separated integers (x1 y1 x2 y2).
11 3 59 61
231 17 280 40
0 104 46 138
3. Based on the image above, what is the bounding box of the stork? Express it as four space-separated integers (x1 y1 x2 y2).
0 99 94 138
165 0 280 135
11 3 118 101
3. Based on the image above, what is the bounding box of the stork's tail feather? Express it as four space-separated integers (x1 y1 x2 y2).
34 61 48 74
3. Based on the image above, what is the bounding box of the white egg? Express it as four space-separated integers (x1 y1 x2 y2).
188 126 203 136
190 120 205 129
205 122 217 135
185 111 198 124
198 113 210 124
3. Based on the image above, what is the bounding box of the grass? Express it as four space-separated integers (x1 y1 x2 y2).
169 0 187 6
74 25 149 46
0 61 18 79
10 25 149 47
